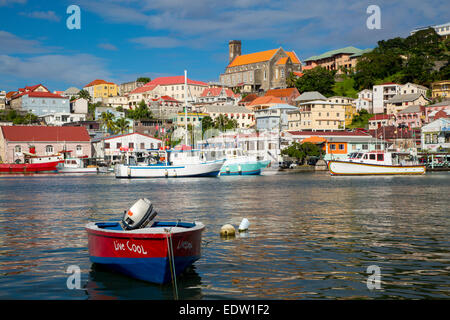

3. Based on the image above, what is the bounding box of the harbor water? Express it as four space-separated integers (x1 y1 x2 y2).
0 172 449 299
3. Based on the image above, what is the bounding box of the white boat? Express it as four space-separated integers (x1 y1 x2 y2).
115 149 225 178
327 151 426 175
57 158 98 174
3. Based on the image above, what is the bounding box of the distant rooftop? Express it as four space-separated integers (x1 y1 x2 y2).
304 46 371 62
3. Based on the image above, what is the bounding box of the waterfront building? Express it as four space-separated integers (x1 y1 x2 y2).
386 93 430 115
40 113 87 126
302 46 371 73
431 80 450 99
264 87 300 106
255 104 298 131
297 100 346 131
91 132 163 162
420 118 450 152
201 104 255 129
0 125 91 163
368 114 395 130
219 40 302 92
198 131 285 164
372 83 401 114
410 22 450 39
286 130 383 161
355 89 373 113
370 126 421 152
83 79 119 102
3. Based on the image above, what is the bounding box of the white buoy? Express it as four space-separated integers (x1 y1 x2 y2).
238 218 249 232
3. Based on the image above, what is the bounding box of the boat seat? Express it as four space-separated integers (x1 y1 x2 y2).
95 222 124 230
150 221 196 228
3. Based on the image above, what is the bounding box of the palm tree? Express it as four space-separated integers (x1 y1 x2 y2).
77 89 91 102
100 111 117 134
115 117 130 134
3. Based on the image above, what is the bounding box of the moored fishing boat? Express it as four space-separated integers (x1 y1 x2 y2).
327 150 426 175
0 151 63 173
115 149 225 178
219 148 270 176
57 157 98 173
86 198 205 284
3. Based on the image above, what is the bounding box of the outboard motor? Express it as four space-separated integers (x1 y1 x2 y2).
122 198 158 230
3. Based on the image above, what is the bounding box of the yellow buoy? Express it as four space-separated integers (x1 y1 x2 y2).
220 224 236 237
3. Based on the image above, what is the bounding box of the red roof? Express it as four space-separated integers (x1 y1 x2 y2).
265 87 299 98
129 84 157 94
1 126 91 142
145 76 208 87
200 87 238 98
84 79 116 87
369 114 390 121
12 91 66 99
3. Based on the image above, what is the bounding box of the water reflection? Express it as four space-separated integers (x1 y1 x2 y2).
0 173 449 299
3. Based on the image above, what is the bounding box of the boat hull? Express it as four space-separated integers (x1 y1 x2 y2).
220 160 270 176
328 160 426 175
0 161 61 173
86 221 204 284
57 167 98 174
115 160 224 178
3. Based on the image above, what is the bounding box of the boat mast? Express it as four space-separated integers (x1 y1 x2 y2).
184 70 188 147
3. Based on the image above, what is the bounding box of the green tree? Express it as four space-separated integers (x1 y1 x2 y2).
286 72 298 88
137 77 151 83
201 115 215 134
115 117 130 134
294 67 336 97
213 114 238 131
77 89 91 102
282 142 324 164
126 99 153 120
100 111 117 133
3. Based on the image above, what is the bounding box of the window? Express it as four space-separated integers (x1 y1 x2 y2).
369 154 376 160
362 144 368 150
330 144 336 150
338 144 345 150
104 143 110 149
377 154 384 161
45 145 53 154
117 143 121 149
76 145 82 155
140 143 145 149
129 143 134 149
14 145 21 153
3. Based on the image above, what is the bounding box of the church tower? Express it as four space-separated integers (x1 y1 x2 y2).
229 40 241 64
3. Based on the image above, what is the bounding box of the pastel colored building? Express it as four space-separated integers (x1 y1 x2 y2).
386 93 430 115
297 100 346 131
368 114 395 130
176 112 208 128
395 105 426 129
0 125 91 163
247 96 284 111
286 130 383 161
431 80 450 99
303 47 371 74
255 104 298 131
40 113 87 126
83 79 119 102
196 87 240 106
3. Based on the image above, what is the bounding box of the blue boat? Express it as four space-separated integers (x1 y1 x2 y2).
219 148 270 176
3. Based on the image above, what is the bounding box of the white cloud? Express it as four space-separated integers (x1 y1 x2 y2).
97 43 118 51
0 30 55 54
19 11 61 22
0 54 113 87
129 36 184 48
0 0 26 6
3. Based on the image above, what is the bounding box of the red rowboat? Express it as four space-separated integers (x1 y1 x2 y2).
0 152 63 173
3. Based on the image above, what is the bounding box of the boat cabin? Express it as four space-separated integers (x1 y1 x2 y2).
346 151 418 166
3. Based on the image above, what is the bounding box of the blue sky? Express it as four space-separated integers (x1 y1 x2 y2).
0 0 449 92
